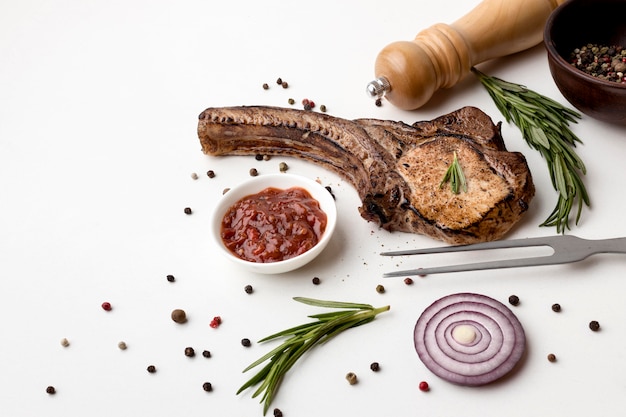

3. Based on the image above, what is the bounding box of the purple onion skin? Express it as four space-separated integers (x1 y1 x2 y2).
414 293 526 386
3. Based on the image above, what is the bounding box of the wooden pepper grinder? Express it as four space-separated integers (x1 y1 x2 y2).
366 0 567 110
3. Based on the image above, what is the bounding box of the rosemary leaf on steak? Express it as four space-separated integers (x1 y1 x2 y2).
472 67 589 233
440 151 467 194
237 297 390 415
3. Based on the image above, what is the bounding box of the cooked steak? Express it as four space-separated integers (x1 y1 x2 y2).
198 106 534 244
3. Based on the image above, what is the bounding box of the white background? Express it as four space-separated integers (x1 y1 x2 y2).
2 0 626 416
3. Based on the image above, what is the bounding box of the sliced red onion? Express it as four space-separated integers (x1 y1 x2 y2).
414 293 525 386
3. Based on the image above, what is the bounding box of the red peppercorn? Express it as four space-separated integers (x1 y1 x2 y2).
101 302 112 311
418 381 429 391
210 316 222 328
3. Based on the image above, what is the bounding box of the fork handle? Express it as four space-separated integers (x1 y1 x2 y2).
593 237 626 253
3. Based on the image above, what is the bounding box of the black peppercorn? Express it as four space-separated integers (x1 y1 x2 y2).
281 81 288 88
202 382 213 392
184 347 195 357
184 207 192 215
241 338 251 347
249 168 258 176
276 77 282 85
166 274 175 282
147 365 156 373
202 350 211 358
244 284 253 294
551 303 561 312
370 362 380 372
589 320 600 331
262 83 269 90
46 386 56 394
206 170 215 178
547 353 557 362
508 295 520 306
375 98 382 107
255 154 264 161
273 408 283 417
312 276 321 285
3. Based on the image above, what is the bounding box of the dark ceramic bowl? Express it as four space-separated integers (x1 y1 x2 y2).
544 0 626 125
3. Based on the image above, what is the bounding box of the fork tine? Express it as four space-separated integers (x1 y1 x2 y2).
383 254 562 277
380 236 556 257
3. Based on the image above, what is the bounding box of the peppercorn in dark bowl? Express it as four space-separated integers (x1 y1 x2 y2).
544 0 626 125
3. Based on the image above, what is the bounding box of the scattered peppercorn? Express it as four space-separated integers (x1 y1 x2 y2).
376 284 385 293
345 372 358 385
262 83 269 90
101 302 112 311
288 98 295 105
191 172 199 180
171 309 187 324
263 155 271 161
202 382 213 392
210 316 222 328
320 104 327 112
184 347 195 357
60 338 70 347
281 81 288 88
202 350 212 358
276 77 283 85
118 341 127 350
166 274 175 282
589 320 600 331
222 188 230 194
46 386 56 395
241 338 251 347
404 277 414 285
375 98 382 107
547 353 557 362
184 207 192 215
206 170 216 178
249 168 258 176
244 284 254 294
147 365 156 373
508 295 520 306
551 303 561 312
255 154 264 161
273 408 283 417
278 162 288 172
418 381 430 392
312 276 321 285
370 362 380 372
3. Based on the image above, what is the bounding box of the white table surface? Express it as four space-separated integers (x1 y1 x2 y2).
2 0 626 416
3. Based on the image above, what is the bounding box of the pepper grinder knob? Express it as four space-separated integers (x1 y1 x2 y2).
368 0 567 110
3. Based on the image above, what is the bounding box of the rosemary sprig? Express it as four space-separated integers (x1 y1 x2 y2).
439 151 467 194
237 297 390 415
472 67 590 233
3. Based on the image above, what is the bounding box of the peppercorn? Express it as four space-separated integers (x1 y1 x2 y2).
262 83 269 90
345 372 358 385
118 341 127 350
320 104 327 112
276 77 283 85
101 302 112 311
249 168 258 176
60 338 70 347
255 154 264 161
244 284 253 294
404 277 414 285
278 162 288 172
191 172 199 180
202 382 213 392
206 170 215 178
147 365 156 373
547 353 557 362
273 408 283 417
370 362 380 372
184 207 192 215
288 98 295 105
589 320 600 331
210 316 222 328
375 98 382 107
263 155 271 161
202 350 212 358
376 284 385 293
241 338 251 347
508 295 520 306
184 347 195 357
281 81 288 89
166 274 175 282
46 386 56 394
551 303 561 312
171 309 187 324
222 187 230 194
418 381 429 392
312 276 321 285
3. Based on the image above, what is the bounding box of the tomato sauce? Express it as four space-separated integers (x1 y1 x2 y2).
221 187 327 263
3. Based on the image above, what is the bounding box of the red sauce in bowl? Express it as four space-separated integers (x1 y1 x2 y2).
220 187 328 263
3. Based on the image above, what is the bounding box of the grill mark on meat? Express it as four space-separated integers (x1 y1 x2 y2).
198 105 534 244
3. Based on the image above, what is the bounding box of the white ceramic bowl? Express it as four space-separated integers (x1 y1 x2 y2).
210 173 337 274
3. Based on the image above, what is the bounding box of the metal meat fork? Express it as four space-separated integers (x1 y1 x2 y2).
381 235 626 277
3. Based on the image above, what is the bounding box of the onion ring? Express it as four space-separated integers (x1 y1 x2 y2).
414 293 526 386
